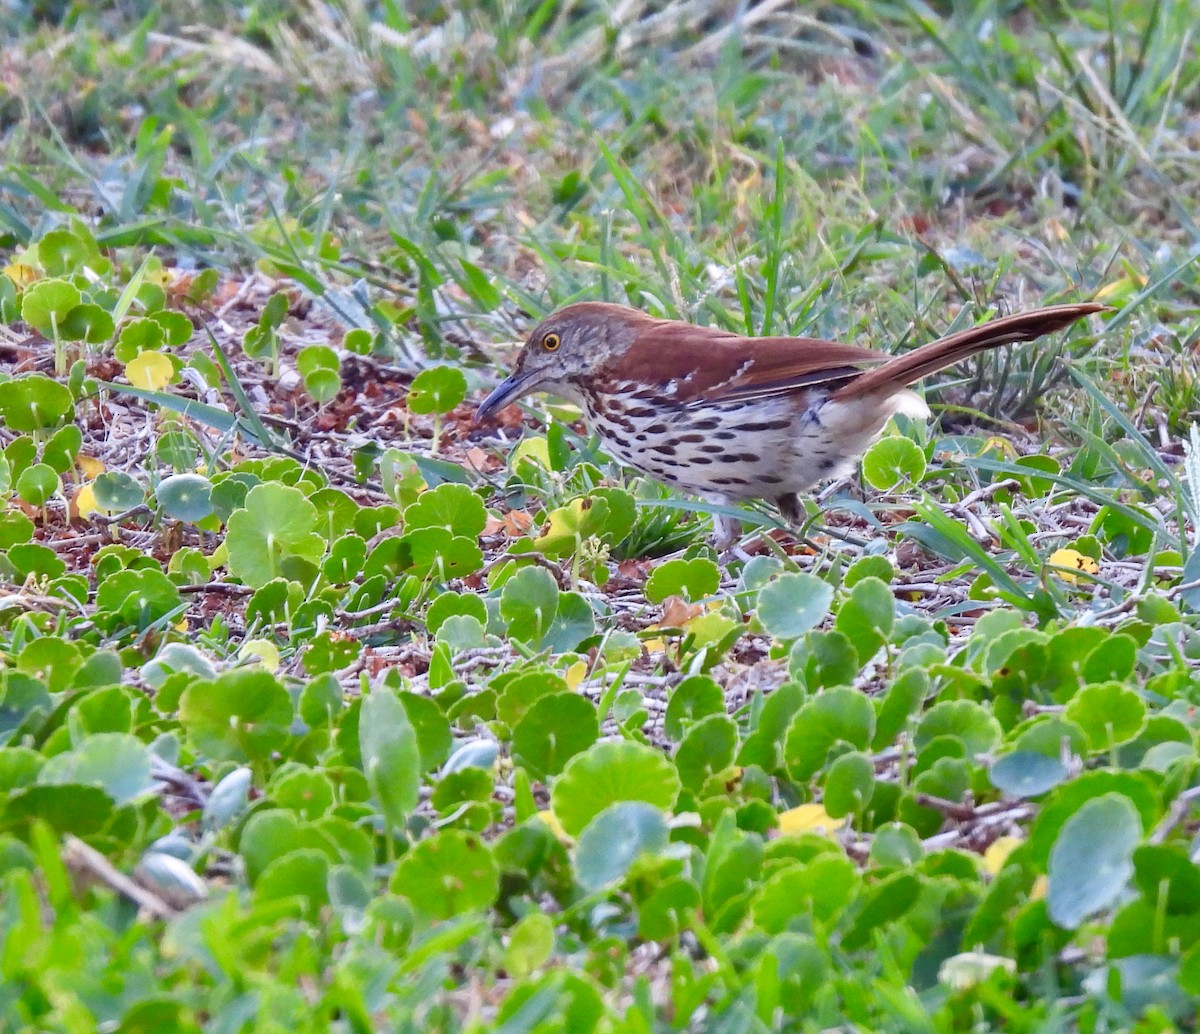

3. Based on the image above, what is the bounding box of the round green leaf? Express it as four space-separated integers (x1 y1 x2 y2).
675 714 738 792
861 435 926 491
0 374 74 432
1133 845 1200 915
270 768 335 820
512 693 600 780
407 365 468 415
664 675 725 741
115 317 164 361
989 751 1067 798
41 425 82 474
344 328 373 355
59 303 114 344
426 591 488 633
868 822 923 869
16 463 58 506
823 750 875 818
551 740 681 837
93 470 146 511
575 802 670 891
757 573 834 640
297 344 340 376
255 849 330 915
395 527 483 580
403 483 487 538
645 557 720 603
1047 792 1141 929
156 473 214 522
226 482 325 589
496 669 570 727
752 855 860 933
38 732 152 804
149 309 195 346
500 566 560 645
178 669 293 762
1064 681 1146 752
915 700 1000 757
359 686 421 829
834 576 895 663
94 568 182 632
1029 771 1160 870
304 368 341 404
391 830 499 918
784 687 876 780
20 278 81 335
844 555 893 588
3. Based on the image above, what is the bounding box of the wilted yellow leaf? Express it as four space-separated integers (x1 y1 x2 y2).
1094 274 1146 303
3 262 38 288
511 436 551 469
536 810 570 842
565 660 588 690
77 455 105 478
980 437 1018 460
982 835 1021 875
75 484 106 517
126 350 174 390
778 803 843 836
1047 548 1099 585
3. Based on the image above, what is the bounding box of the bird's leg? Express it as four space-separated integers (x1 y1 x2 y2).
712 512 743 551
706 494 743 551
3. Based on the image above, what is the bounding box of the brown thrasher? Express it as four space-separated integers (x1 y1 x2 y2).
474 301 1104 544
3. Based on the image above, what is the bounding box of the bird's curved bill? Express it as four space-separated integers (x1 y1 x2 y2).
473 370 538 426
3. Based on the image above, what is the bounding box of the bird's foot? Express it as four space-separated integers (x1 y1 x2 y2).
711 512 743 553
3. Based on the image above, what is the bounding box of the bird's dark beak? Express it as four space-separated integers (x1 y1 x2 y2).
473 369 539 426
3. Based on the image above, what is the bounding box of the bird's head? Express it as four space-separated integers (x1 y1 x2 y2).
472 302 641 424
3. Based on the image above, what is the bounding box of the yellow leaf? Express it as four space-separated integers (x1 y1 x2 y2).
126 350 174 390
239 638 281 671
778 803 842 836
982 836 1021 875
1030 874 1047 901
536 810 570 842
208 541 228 570
1094 274 1146 303
980 437 1018 460
1047 548 1099 585
511 436 551 470
74 483 108 517
565 660 588 690
77 455 105 478
682 611 739 647
3 262 38 288
534 496 609 553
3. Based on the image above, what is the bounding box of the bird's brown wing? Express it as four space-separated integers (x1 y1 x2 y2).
603 303 1104 406
606 320 886 405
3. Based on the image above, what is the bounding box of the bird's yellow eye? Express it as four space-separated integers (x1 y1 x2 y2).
542 332 561 352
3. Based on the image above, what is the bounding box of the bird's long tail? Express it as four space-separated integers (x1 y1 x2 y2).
830 302 1106 401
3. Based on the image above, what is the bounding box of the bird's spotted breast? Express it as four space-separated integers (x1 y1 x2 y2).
580 380 840 500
